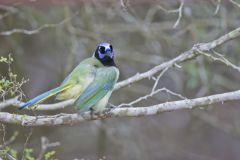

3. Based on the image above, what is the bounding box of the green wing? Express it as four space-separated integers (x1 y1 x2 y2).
74 67 119 113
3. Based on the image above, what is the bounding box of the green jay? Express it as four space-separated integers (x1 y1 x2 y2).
19 42 119 114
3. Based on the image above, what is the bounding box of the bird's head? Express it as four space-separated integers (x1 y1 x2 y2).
94 42 116 66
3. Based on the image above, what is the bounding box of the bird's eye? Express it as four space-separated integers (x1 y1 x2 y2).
99 46 105 54
110 45 113 51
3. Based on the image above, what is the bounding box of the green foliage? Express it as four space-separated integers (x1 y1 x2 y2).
24 148 35 160
0 54 27 100
0 78 11 89
0 146 18 159
8 147 18 159
0 146 58 160
0 55 13 63
24 148 57 160
44 150 56 160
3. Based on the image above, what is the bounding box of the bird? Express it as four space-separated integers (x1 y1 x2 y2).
19 42 119 114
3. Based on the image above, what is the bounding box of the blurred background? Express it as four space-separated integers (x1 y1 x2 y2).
0 0 240 159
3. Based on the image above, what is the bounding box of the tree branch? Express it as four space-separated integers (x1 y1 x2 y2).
0 27 240 110
0 12 78 36
0 90 240 126
0 27 240 126
115 27 240 90
230 0 240 8
0 96 19 110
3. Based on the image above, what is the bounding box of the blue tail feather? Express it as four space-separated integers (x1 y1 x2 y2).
19 87 61 110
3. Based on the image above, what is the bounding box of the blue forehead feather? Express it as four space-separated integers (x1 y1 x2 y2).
99 42 111 48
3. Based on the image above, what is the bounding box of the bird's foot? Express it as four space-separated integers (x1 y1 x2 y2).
79 108 111 119
90 108 95 119
107 103 117 109
99 108 112 119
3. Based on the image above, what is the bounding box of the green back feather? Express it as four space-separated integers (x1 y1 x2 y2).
74 67 118 113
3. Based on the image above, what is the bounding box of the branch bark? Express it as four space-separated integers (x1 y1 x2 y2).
0 90 240 126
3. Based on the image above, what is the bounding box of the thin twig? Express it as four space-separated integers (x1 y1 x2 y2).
197 49 240 72
0 131 19 149
0 12 78 36
214 0 221 15
144 0 184 28
37 137 60 160
0 4 19 20
21 128 33 160
151 67 169 92
173 0 184 28
118 87 186 108
230 0 240 8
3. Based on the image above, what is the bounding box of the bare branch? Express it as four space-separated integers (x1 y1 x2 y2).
117 87 186 108
173 0 184 28
115 27 240 90
0 131 18 149
197 49 240 72
0 27 239 112
0 12 78 36
151 67 169 92
143 0 184 28
37 137 60 160
0 89 240 126
0 4 19 20
21 128 33 160
214 0 221 15
0 96 19 110
119 0 130 12
230 0 240 8
0 27 239 126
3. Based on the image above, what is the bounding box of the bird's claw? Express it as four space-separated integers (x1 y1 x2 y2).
107 103 116 109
